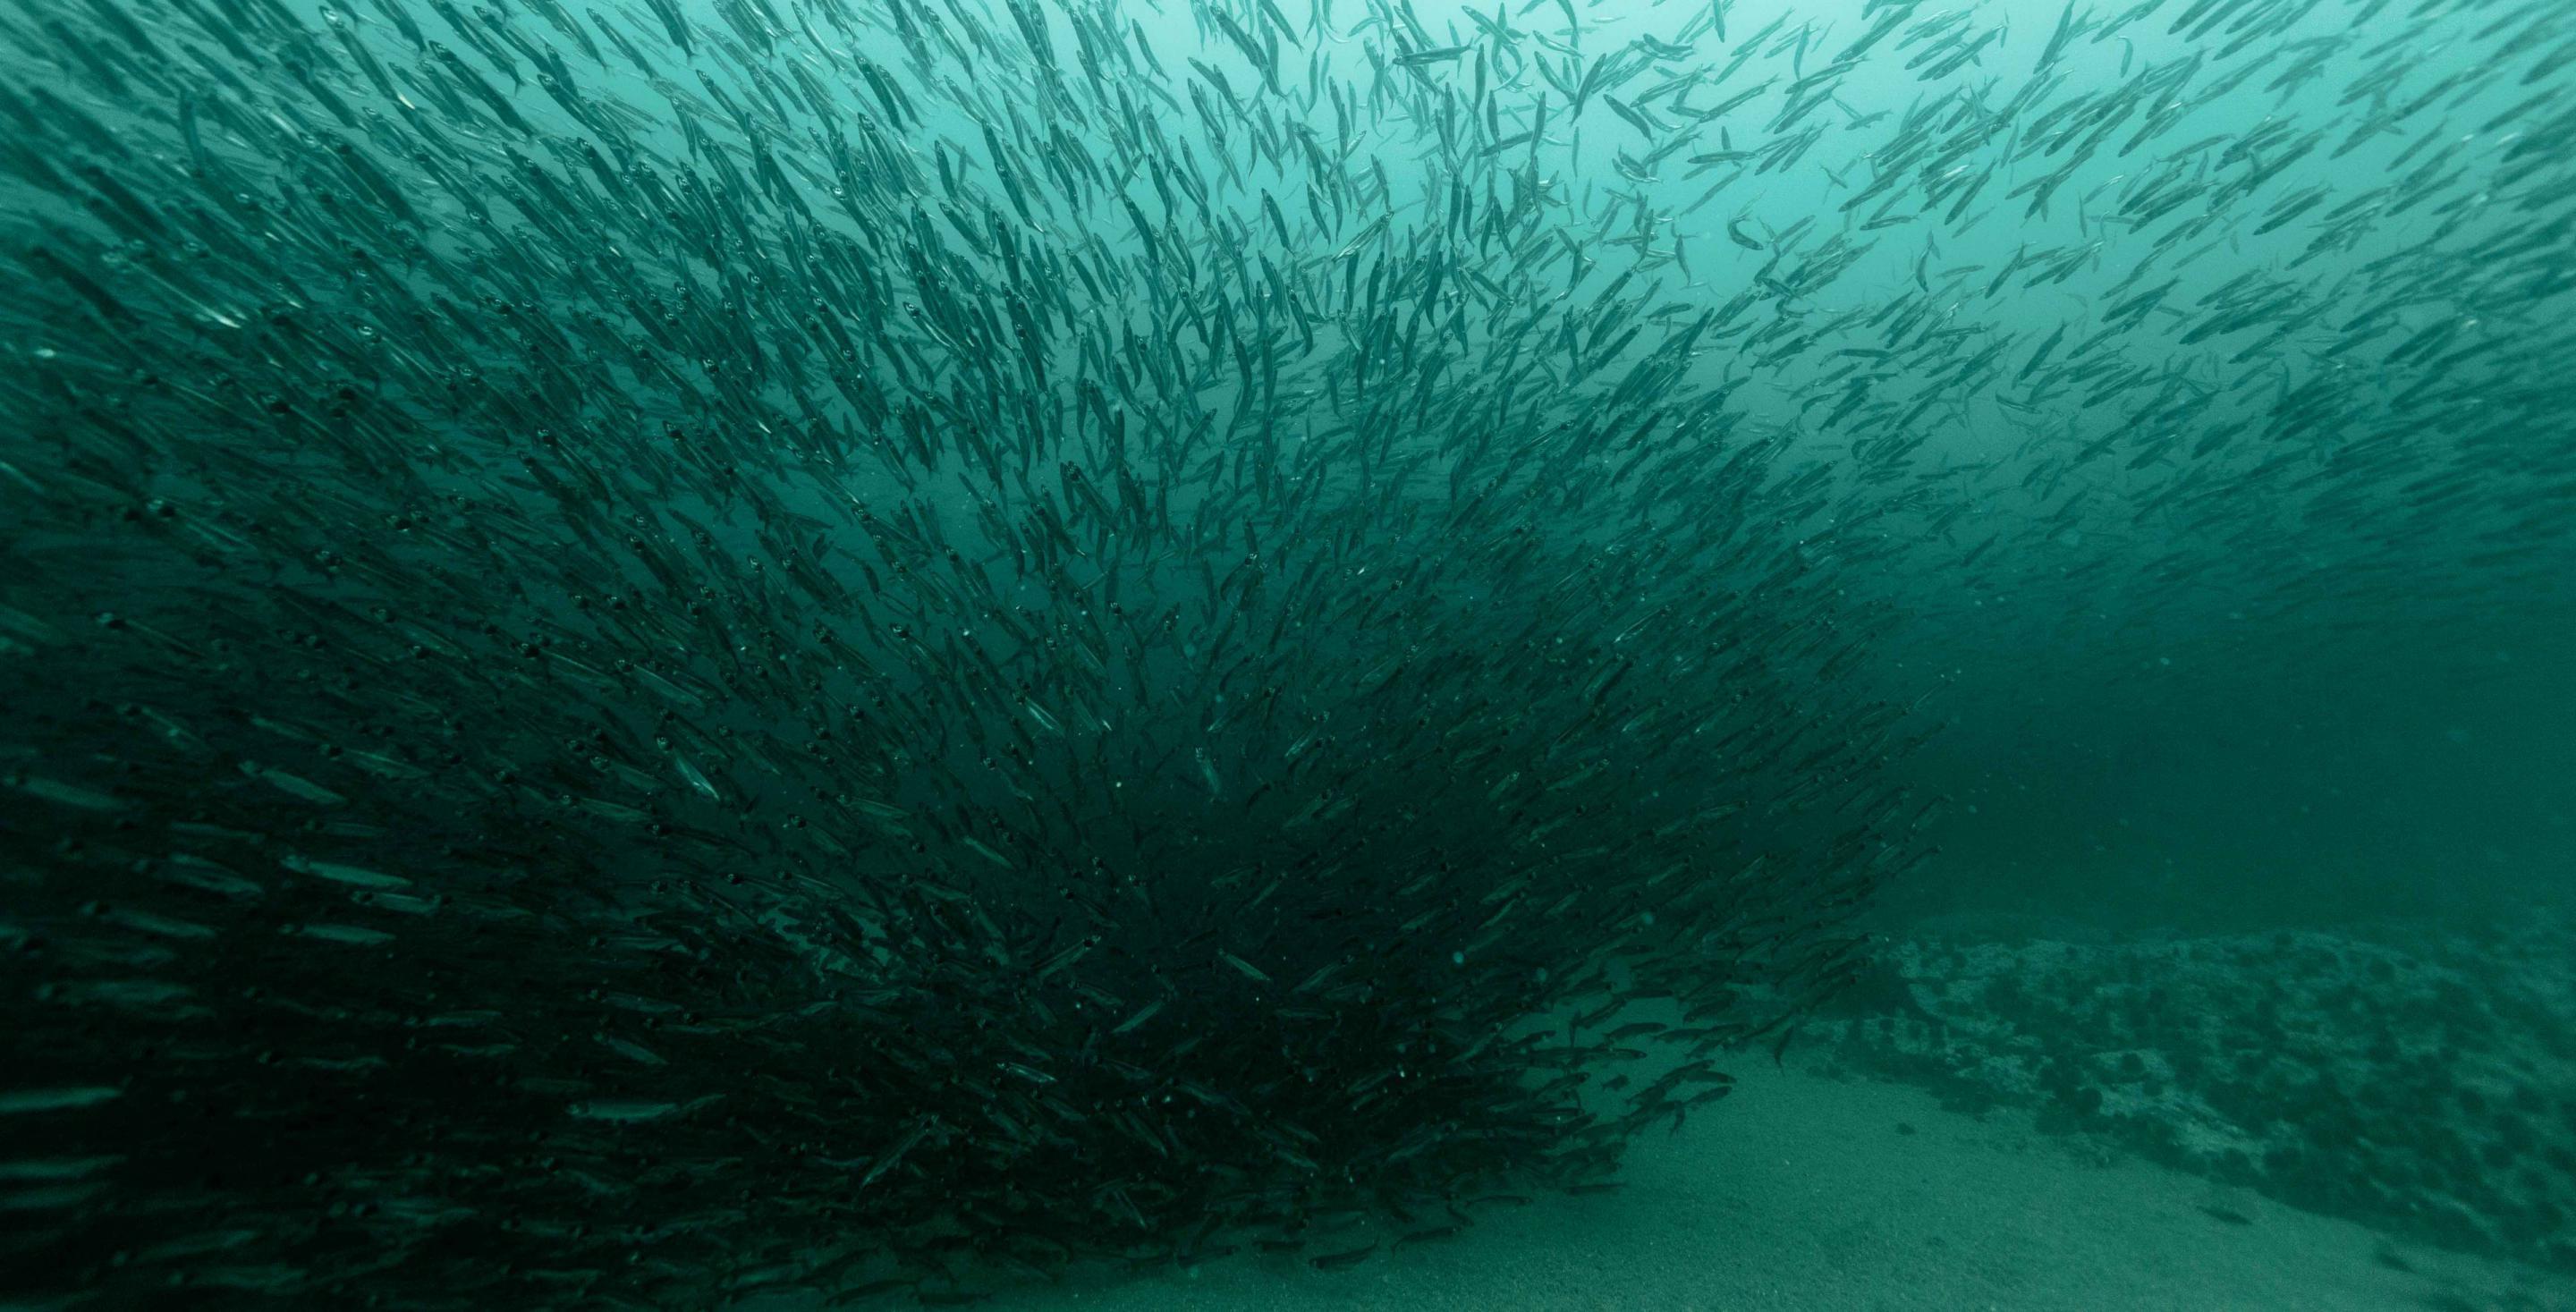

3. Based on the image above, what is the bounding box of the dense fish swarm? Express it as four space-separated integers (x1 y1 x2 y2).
0 0 1928 1302
3 0 2573 1302
1817 918 2576 1272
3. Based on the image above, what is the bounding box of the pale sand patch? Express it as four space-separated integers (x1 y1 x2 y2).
918 1064 2576 1312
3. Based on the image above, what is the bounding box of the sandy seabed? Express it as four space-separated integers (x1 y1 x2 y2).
844 1063 2576 1312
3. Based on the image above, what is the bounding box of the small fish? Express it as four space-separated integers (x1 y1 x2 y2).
1112 997 1168 1035
281 856 410 890
0 1088 122 1115
1309 1242 1377 1271
6 775 124 811
569 1099 682 1123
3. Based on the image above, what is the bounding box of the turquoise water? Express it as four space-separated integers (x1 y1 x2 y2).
1 0 2571 1304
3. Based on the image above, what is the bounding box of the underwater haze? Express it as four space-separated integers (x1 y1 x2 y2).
2 0 2572 1306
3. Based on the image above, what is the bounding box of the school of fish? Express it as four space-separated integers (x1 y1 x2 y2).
1 0 2571 1302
